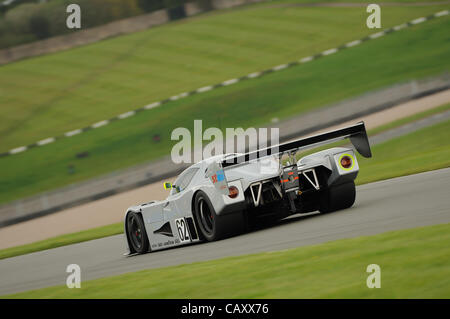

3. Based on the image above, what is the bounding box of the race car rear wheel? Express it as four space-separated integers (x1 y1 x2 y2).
126 212 150 254
193 191 243 242
319 181 356 214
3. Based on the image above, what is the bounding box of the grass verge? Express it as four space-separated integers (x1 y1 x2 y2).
356 119 450 184
3 222 450 298
0 115 449 261
295 102 450 158
368 103 450 136
0 223 123 260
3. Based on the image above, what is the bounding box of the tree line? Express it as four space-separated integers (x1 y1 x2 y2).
0 0 212 49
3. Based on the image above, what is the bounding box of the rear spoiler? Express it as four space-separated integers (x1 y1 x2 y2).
221 121 372 168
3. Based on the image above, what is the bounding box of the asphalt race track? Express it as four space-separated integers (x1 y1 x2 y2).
1 168 450 296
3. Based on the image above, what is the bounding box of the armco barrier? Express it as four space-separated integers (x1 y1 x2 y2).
0 73 448 227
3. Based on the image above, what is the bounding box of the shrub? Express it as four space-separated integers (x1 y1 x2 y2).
137 0 165 13
29 11 50 39
163 0 187 9
0 0 202 49
2 3 40 35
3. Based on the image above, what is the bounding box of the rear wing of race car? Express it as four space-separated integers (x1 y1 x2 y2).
221 121 372 168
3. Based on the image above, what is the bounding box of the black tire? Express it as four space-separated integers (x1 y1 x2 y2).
319 181 356 214
193 191 244 242
126 212 150 254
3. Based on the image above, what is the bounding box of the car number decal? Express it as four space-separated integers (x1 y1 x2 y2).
175 218 191 243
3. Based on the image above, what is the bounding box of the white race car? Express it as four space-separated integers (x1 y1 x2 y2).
124 122 372 255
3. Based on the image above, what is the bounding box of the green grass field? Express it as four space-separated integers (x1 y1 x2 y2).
1 114 448 261
4 222 449 298
0 2 445 151
0 4 449 204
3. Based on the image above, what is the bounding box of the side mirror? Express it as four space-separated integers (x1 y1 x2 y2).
163 182 172 190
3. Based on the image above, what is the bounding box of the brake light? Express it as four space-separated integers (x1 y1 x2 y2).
340 155 352 169
228 186 239 198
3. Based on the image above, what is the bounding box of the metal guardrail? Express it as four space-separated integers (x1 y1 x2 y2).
0 73 449 227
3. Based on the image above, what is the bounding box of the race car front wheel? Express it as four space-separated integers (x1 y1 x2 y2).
319 181 356 214
193 191 243 242
126 212 150 254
